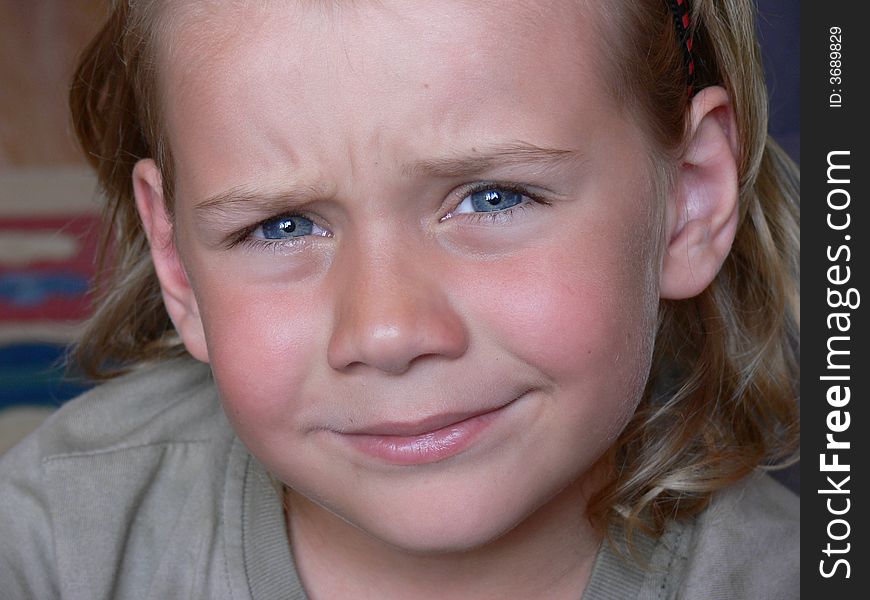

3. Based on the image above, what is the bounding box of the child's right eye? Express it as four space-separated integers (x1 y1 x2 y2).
252 215 328 240
230 214 332 251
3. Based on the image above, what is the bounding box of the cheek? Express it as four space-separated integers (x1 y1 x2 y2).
464 230 659 424
192 272 324 433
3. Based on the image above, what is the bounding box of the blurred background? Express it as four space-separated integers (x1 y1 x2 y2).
0 0 800 493
1 1 104 452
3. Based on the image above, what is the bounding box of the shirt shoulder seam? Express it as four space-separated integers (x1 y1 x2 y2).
40 438 214 464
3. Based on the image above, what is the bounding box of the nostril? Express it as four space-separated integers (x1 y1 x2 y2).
327 307 469 375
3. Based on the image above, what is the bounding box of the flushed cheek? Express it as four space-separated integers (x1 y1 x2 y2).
467 241 656 406
195 279 323 432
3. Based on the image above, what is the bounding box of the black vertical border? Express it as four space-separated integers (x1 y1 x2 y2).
802 1 869 596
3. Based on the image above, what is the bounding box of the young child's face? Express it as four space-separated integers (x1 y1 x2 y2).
155 0 663 552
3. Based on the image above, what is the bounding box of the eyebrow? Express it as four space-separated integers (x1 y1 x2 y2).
194 183 328 222
402 141 581 179
194 141 582 220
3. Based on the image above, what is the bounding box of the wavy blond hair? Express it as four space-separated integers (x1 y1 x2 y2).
69 0 799 539
585 0 799 537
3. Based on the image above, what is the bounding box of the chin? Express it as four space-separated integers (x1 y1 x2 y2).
335 474 565 556
364 507 522 556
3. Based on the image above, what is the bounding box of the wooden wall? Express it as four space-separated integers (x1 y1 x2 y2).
1 0 105 167
0 3 107 451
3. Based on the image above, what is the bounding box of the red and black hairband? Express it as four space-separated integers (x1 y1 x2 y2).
666 0 696 96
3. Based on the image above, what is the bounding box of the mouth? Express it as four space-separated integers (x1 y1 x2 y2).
335 393 528 466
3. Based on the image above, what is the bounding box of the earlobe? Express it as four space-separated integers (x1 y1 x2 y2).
132 159 210 362
659 86 740 300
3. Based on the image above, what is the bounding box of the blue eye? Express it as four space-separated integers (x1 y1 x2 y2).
254 215 326 240
454 188 526 214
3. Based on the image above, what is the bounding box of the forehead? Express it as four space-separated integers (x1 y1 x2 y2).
158 0 603 112
156 0 623 196
161 0 594 63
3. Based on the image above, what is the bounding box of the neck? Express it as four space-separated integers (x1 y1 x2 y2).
284 478 602 600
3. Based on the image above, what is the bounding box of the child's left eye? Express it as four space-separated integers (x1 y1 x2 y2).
453 188 526 214
441 184 547 224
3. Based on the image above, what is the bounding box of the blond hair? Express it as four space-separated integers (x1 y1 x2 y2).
586 0 799 537
69 0 799 539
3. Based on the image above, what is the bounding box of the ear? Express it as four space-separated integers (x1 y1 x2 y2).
133 159 210 362
659 86 740 300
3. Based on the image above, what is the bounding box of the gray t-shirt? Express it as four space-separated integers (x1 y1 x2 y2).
0 359 799 599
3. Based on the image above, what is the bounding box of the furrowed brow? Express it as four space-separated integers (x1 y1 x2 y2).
194 183 328 222
403 142 581 179
193 143 580 221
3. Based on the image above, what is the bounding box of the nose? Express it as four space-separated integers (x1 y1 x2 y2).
326 239 469 375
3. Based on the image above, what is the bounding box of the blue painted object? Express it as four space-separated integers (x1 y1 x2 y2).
0 343 92 409
0 272 90 307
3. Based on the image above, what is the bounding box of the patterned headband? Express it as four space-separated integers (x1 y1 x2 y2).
666 0 695 96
